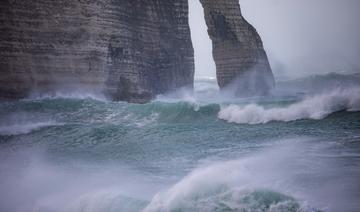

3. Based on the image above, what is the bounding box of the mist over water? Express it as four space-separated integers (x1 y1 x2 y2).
0 73 359 212
240 0 360 79
1 3 360 211
189 0 360 79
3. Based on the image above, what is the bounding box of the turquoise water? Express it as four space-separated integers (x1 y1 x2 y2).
0 78 359 212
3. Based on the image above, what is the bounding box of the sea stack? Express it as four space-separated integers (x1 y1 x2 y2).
200 0 275 96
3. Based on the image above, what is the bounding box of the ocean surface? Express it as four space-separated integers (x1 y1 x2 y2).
0 74 359 212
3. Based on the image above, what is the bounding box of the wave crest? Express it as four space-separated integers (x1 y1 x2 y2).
0 121 60 136
218 87 360 124
145 188 301 212
143 154 317 212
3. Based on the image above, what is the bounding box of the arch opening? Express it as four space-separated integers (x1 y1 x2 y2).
188 0 216 80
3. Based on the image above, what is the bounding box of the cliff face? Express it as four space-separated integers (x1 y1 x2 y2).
0 0 194 103
0 0 273 102
200 0 275 96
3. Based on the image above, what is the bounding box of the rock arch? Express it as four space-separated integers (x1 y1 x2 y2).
0 0 273 102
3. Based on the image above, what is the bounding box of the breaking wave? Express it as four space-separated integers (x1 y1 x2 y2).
0 121 60 136
137 101 220 122
218 87 360 124
28 91 107 102
145 188 303 212
144 143 322 212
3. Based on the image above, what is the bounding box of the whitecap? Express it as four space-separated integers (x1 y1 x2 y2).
218 87 360 124
0 121 61 136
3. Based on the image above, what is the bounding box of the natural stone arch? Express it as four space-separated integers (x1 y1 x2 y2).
0 0 273 102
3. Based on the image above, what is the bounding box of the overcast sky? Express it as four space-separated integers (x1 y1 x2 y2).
189 0 360 80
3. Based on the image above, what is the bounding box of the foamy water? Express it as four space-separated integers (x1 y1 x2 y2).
0 75 359 212
0 121 60 136
219 87 360 124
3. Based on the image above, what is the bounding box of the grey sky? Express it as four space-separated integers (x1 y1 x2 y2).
189 0 360 79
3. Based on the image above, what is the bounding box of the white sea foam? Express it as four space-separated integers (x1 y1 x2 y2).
218 87 360 124
28 90 108 101
0 121 60 136
135 113 159 128
144 140 360 212
144 142 323 212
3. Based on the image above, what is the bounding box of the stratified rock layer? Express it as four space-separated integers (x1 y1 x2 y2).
200 0 275 96
0 0 194 103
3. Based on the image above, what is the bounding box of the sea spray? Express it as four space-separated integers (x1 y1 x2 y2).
0 148 158 212
218 87 360 124
0 111 62 136
0 75 359 212
144 142 323 212
0 121 61 136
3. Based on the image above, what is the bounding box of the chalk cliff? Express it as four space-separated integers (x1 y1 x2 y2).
0 0 273 102
200 0 275 96
0 0 194 103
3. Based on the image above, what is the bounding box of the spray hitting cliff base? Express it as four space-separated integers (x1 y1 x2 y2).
0 0 273 102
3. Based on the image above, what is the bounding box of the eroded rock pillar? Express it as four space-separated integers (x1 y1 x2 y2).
200 0 275 96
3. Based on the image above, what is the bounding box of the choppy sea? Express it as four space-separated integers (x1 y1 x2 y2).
0 74 359 212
